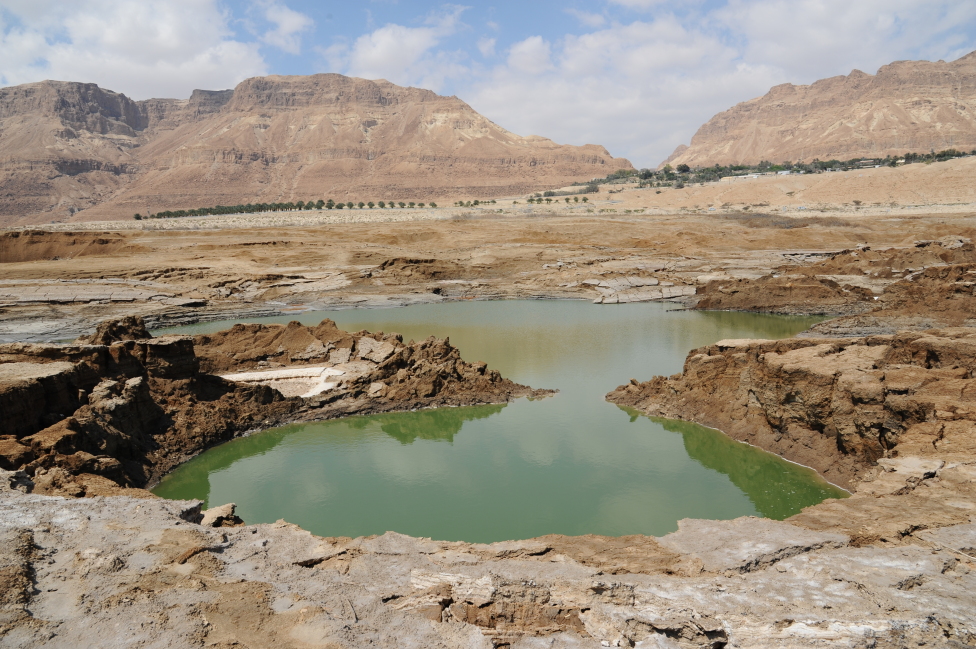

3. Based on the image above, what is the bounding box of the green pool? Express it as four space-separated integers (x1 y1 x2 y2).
153 300 846 542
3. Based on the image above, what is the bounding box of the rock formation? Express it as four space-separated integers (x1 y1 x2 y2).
0 316 548 495
665 51 976 167
693 236 976 330
0 75 631 226
607 328 976 491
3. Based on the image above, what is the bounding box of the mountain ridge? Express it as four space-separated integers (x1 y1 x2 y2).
664 50 976 168
0 74 631 225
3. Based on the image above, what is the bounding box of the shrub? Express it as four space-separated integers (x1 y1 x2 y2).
378 201 386 208
346 202 354 209
430 202 437 208
399 202 406 208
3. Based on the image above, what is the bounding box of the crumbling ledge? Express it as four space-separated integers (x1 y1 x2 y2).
0 316 552 497
607 327 976 543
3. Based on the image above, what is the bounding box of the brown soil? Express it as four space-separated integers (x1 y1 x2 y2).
604 329 976 602
0 316 548 496
692 237 976 334
607 328 976 491
0 230 149 262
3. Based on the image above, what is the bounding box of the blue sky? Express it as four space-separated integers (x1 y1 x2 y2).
2 1 975 166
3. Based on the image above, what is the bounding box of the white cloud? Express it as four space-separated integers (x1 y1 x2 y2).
322 7 468 91
477 37 496 58
606 0 674 9
507 36 553 75
459 0 976 167
0 0 267 98
260 2 313 55
715 0 976 81
565 9 605 28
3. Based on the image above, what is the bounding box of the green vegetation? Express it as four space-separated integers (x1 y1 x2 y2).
135 196 440 219
565 148 976 196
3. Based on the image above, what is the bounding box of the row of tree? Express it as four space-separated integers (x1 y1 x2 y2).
453 200 498 207
524 196 588 204
134 199 438 219
569 148 976 192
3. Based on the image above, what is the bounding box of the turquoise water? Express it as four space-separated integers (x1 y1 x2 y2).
153 300 845 542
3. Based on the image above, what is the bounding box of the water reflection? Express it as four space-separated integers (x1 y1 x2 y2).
649 414 848 519
152 301 844 542
350 403 506 444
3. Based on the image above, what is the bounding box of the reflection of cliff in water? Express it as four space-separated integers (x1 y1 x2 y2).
621 408 848 519
152 427 291 505
348 403 507 444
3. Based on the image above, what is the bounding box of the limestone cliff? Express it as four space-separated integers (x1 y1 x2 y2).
665 51 976 167
0 75 631 226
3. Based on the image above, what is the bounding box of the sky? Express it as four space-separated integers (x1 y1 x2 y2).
1 1 975 167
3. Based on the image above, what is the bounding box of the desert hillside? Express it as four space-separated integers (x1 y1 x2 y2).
0 75 631 226
665 51 976 167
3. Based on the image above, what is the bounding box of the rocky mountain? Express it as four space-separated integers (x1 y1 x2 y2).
664 51 976 168
0 75 631 225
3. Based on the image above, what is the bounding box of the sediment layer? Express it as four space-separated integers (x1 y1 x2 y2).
693 236 976 334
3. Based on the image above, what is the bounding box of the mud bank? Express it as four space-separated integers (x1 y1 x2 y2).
0 316 548 496
607 328 976 554
693 237 976 335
